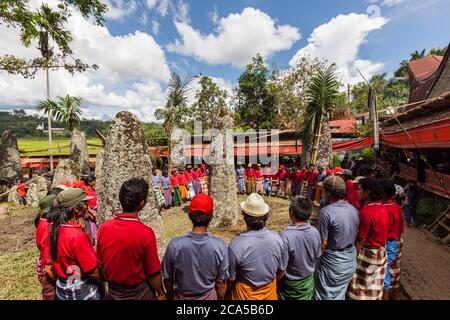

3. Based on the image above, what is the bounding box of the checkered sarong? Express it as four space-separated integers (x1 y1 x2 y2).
237 177 246 193
389 238 403 291
153 186 165 208
256 178 264 193
347 247 387 300
200 176 209 195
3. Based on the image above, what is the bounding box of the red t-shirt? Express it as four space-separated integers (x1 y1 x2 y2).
199 168 207 177
97 214 161 286
170 175 179 186
18 183 28 197
85 187 97 209
358 202 389 248
53 221 98 279
301 170 310 182
192 170 199 179
278 170 287 181
178 174 187 185
184 171 194 182
326 168 333 176
254 169 263 179
384 201 405 240
294 170 303 183
308 170 318 184
346 180 360 209
36 218 51 264
246 168 255 179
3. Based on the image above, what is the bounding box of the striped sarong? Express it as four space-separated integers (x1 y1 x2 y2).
389 238 403 292
107 281 155 300
278 274 314 300
172 186 182 206
347 247 387 300
153 186 165 208
237 177 246 193
193 179 202 194
173 288 217 300
163 189 172 208
314 246 356 300
56 277 104 300
200 176 209 195
256 178 264 194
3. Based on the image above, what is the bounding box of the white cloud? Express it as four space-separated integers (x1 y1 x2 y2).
209 6 219 25
381 0 407 6
104 0 138 21
152 20 160 35
167 7 301 68
289 13 388 84
139 12 148 26
0 5 171 121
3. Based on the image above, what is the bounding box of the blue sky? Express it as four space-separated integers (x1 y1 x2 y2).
0 0 449 121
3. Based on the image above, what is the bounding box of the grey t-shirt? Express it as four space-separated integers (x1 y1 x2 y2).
228 228 287 288
161 232 229 295
318 201 360 250
280 223 322 280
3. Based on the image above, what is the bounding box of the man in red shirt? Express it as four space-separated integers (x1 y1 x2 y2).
277 165 287 198
336 169 360 209
17 182 28 207
254 164 264 195
245 164 256 195
381 179 405 300
307 165 319 200
348 178 389 300
198 163 209 195
178 168 189 202
97 178 166 300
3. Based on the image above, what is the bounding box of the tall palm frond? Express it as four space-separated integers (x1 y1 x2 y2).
36 95 82 132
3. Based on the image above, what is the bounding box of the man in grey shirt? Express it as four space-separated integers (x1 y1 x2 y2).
228 193 287 300
278 196 321 300
162 194 229 300
314 176 360 300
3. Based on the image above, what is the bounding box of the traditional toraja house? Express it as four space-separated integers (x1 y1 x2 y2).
380 43 450 198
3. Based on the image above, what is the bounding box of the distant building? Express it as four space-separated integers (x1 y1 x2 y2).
37 123 65 135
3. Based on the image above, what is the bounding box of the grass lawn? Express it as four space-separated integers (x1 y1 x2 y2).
17 137 103 156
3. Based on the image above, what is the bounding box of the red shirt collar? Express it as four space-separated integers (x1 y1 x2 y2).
61 220 82 228
364 202 383 208
114 213 141 222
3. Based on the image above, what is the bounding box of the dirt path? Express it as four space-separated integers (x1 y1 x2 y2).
401 226 450 300
0 209 36 254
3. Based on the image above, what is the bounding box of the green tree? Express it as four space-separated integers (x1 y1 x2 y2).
269 56 321 130
36 95 82 132
300 64 340 166
429 47 447 56
154 73 192 167
191 76 228 130
234 54 276 129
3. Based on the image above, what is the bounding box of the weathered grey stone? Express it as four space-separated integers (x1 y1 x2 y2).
96 112 165 253
301 119 332 168
70 128 90 174
0 130 23 182
209 111 238 227
7 186 19 205
26 176 48 208
51 159 80 188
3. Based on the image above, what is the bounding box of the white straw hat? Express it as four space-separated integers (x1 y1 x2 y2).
240 193 270 217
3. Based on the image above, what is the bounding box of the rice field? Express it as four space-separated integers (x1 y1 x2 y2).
17 138 103 156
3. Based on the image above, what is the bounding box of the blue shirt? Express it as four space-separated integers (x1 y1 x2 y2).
280 223 322 280
228 228 287 287
151 175 162 188
318 201 360 250
161 232 229 295
161 176 171 189
236 167 245 178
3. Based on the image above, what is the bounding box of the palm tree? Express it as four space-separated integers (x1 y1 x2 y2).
155 73 192 169
21 3 72 171
37 95 83 133
299 64 339 167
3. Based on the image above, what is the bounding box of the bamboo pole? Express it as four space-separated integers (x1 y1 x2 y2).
0 168 57 198
310 112 324 165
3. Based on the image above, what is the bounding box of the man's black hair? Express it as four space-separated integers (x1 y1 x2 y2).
381 179 396 199
289 196 313 221
189 212 212 227
357 165 373 177
359 177 384 201
243 212 268 231
119 178 149 212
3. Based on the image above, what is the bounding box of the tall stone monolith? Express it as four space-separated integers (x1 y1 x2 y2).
96 112 165 253
0 130 23 183
51 159 80 188
26 176 48 208
70 128 90 174
209 109 239 228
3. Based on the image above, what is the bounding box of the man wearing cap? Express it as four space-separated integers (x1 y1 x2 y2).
336 169 359 209
162 194 229 300
314 176 360 300
97 178 166 300
227 193 287 300
236 163 246 194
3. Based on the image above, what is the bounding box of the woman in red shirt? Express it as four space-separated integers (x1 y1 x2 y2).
245 164 256 195
48 188 104 300
199 163 209 195
347 178 389 300
170 169 182 207
254 164 264 195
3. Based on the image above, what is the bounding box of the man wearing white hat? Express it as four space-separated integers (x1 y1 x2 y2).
227 193 287 300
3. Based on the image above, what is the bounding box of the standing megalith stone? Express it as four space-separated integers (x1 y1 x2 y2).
209 109 238 228
26 176 48 208
7 186 20 205
70 128 90 175
51 159 80 188
0 130 23 183
96 112 165 253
